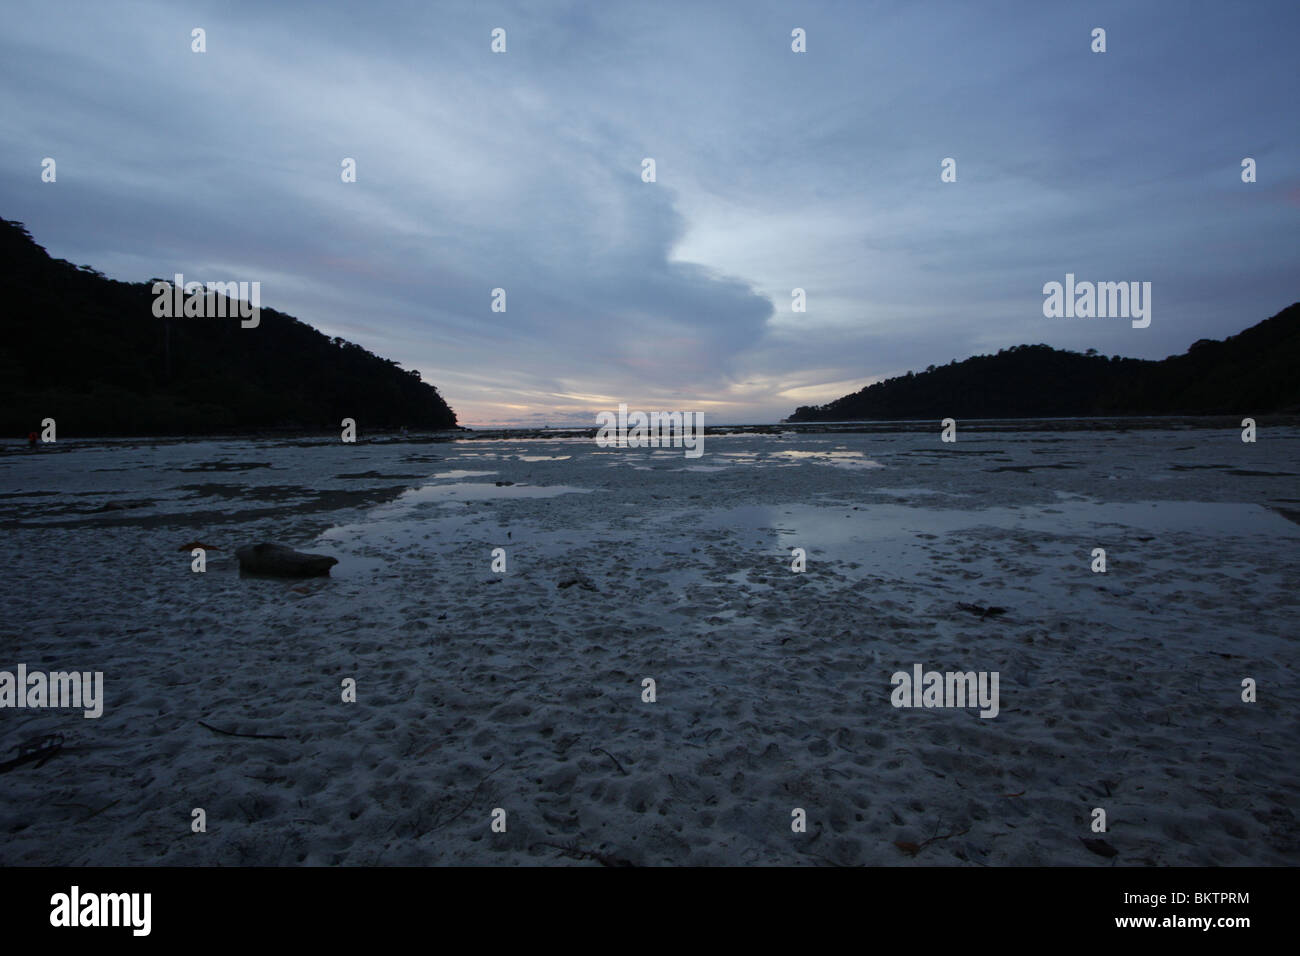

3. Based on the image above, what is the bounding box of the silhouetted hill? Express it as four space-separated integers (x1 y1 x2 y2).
788 304 1300 422
0 218 457 436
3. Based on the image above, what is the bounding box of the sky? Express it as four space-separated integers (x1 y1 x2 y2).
1 0 1296 426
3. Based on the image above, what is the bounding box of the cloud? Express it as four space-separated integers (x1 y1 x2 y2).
1 0 1296 424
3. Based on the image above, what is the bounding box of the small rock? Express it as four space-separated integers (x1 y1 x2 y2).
236 542 338 578
1079 837 1118 858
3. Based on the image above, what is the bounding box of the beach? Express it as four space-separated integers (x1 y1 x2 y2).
1 425 1297 866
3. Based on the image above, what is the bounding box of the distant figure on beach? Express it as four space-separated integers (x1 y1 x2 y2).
400 425 408 439
26 430 38 450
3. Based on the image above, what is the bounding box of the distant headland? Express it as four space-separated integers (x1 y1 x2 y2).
788 303 1300 423
1 218 457 437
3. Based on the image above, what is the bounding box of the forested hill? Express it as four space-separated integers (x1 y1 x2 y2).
788 303 1300 422
0 218 457 436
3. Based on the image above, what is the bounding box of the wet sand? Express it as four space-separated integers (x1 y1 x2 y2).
0 426 1297 865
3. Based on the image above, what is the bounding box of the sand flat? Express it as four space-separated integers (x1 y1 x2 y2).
0 426 1297 865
